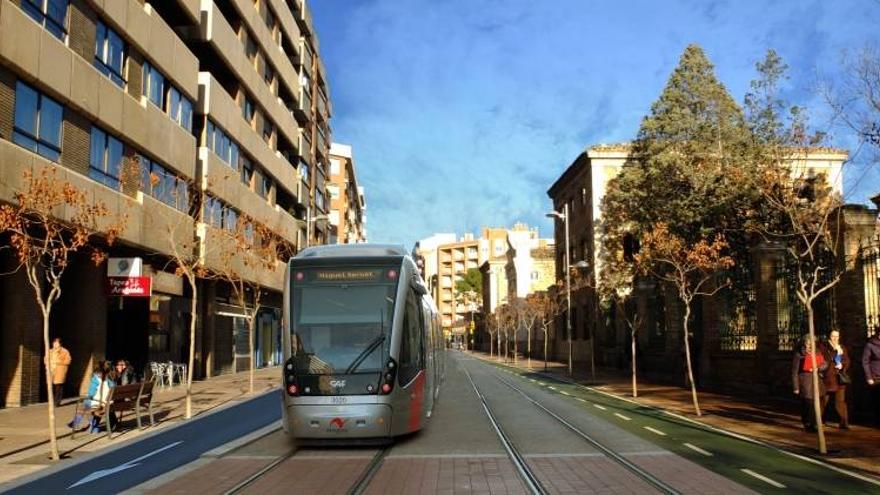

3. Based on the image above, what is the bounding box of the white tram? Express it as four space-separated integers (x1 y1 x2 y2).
281 244 445 441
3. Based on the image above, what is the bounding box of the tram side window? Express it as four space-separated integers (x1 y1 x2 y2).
399 289 423 385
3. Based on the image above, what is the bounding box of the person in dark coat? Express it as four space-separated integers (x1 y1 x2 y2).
792 335 828 432
863 329 880 425
819 330 850 429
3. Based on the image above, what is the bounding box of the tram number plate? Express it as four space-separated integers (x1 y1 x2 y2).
330 396 348 404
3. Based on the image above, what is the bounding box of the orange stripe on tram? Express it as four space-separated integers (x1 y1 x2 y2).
407 370 426 431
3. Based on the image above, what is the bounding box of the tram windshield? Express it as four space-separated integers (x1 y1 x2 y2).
290 266 399 375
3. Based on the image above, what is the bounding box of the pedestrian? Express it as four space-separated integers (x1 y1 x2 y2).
820 329 851 429
44 337 71 407
792 334 828 433
115 360 136 386
863 328 880 425
69 361 115 433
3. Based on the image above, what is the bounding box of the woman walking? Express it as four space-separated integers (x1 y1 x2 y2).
792 335 828 433
820 330 850 429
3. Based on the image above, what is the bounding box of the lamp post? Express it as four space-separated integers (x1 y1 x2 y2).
547 204 572 376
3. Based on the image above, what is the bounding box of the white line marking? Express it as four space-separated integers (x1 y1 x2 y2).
683 443 713 456
593 404 607 410
560 391 571 396
741 468 786 488
575 397 587 403
538 382 546 386
614 413 631 421
643 426 666 436
68 441 184 489
548 386 557 390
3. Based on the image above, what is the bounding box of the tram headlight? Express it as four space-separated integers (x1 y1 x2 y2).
380 358 397 395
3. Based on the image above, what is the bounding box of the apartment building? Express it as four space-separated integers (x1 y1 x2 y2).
328 142 366 244
436 234 485 328
0 0 332 407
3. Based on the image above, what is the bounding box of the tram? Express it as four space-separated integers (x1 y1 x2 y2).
281 244 445 441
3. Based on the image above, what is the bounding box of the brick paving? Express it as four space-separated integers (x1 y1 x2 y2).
146 458 273 495
526 454 658 494
624 453 758 494
241 456 373 495
365 456 526 495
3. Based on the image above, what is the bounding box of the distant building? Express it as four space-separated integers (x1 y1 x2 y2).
328 143 366 244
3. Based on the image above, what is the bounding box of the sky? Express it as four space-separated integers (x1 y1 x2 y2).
309 0 880 249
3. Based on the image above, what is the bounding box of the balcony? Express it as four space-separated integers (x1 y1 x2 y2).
298 127 312 163
296 38 313 75
295 85 312 122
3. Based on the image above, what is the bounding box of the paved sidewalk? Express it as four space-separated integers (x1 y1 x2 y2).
0 366 280 485
469 351 880 479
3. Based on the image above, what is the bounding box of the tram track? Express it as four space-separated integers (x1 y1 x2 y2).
494 373 680 495
461 358 680 495
222 444 390 495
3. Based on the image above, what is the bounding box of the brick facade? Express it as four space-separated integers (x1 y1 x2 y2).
61 109 91 176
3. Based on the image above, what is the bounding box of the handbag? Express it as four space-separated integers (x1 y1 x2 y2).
837 370 851 385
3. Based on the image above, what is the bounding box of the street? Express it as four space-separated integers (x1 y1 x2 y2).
17 352 871 494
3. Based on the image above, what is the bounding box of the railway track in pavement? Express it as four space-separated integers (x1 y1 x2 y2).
461 357 680 495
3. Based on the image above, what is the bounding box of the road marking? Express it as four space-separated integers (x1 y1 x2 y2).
593 404 607 410
575 397 587 403
548 386 557 390
560 391 571 396
741 468 786 488
683 443 713 456
538 382 546 386
614 413 631 421
643 426 666 436
68 441 184 489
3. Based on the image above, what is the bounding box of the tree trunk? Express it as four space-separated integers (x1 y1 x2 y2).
543 326 548 371
682 303 701 416
806 304 828 454
42 306 59 461
514 325 518 366
185 279 198 420
631 328 638 398
527 326 532 369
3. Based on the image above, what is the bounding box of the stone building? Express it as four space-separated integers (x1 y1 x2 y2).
327 142 366 244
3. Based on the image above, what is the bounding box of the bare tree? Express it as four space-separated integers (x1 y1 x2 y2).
0 168 127 460
214 216 283 394
532 288 562 372
637 223 734 416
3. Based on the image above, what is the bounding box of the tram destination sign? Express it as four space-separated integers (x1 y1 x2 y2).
313 269 380 282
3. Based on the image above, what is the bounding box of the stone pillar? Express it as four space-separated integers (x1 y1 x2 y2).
754 241 785 394
0 261 43 407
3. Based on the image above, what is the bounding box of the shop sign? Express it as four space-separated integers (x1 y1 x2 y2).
107 257 143 277
108 276 152 297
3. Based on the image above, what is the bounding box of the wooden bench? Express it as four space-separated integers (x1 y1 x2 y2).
71 379 156 439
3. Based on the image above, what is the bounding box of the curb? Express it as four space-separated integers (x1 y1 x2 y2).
202 421 282 458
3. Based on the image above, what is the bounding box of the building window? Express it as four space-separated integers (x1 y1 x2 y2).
262 121 274 145
242 95 255 125
168 87 193 132
259 174 271 200
13 81 62 162
88 126 122 189
206 120 239 170
263 62 275 88
142 62 165 108
94 21 126 87
141 157 189 212
241 156 254 187
22 0 68 40
204 195 238 231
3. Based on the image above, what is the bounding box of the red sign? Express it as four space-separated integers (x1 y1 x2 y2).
107 277 152 297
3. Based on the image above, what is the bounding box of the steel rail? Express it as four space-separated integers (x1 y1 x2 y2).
495 373 680 495
461 362 548 495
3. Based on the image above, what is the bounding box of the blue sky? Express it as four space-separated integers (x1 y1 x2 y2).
310 0 880 248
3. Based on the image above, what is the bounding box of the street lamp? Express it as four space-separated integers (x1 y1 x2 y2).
547 204 572 376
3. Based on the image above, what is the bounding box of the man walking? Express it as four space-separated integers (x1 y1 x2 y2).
864 329 880 425
46 337 71 406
